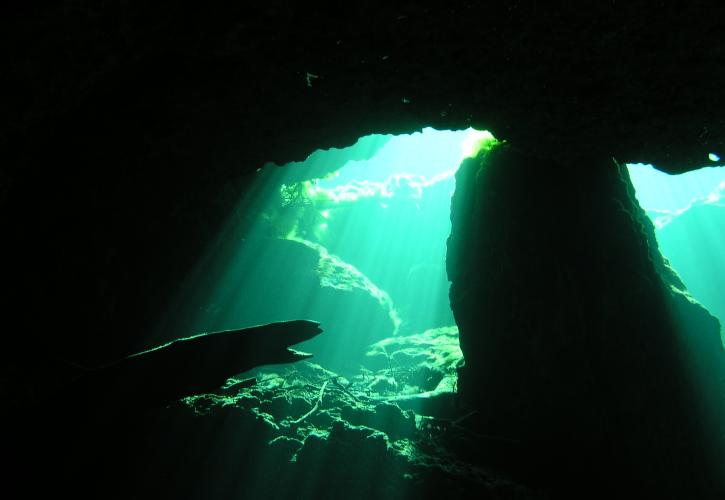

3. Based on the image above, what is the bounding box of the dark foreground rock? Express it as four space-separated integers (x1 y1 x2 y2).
7 334 544 500
447 144 725 498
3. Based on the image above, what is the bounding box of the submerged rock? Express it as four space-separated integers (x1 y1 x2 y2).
67 319 322 413
169 237 398 374
128 358 540 500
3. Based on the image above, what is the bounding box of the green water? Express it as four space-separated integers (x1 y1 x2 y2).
162 127 494 374
131 139 723 499
143 128 499 499
627 163 725 345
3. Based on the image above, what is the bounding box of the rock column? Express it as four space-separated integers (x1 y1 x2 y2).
447 144 725 495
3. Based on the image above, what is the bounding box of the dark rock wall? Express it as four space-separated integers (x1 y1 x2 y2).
447 143 725 495
4 2 725 174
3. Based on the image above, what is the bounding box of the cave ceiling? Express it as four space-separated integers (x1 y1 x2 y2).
4 1 724 179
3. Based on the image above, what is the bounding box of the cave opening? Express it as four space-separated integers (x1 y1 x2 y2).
625 160 725 488
627 162 725 346
162 127 496 385
135 132 724 498
133 128 505 498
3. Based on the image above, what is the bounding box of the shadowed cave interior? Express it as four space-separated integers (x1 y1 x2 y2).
3 3 725 499
8 129 725 500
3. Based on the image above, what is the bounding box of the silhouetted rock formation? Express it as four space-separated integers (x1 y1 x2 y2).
69 319 322 412
447 144 725 497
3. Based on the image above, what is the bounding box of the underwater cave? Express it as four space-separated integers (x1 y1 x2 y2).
3 3 725 500
158 128 493 373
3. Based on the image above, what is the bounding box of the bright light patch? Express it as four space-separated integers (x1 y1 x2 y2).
460 129 496 161
709 153 720 162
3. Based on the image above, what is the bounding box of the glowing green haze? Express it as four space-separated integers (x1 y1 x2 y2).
627 163 725 344
157 127 494 374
